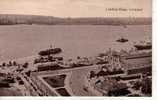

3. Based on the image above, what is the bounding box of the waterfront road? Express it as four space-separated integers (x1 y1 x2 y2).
34 64 105 96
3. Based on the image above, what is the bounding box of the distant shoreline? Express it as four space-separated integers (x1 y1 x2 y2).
0 14 152 25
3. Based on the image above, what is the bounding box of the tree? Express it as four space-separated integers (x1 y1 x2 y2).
13 61 17 66
77 56 81 59
2 62 6 66
9 61 12 66
23 62 29 68
90 71 96 79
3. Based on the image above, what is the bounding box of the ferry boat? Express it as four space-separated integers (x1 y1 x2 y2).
134 41 152 50
38 48 62 56
116 37 128 43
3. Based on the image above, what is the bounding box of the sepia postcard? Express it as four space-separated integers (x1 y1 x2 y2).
0 0 152 97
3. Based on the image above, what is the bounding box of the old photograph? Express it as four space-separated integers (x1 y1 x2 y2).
0 0 152 96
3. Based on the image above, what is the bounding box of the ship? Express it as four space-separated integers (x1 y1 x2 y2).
38 48 62 56
134 41 152 50
116 37 128 43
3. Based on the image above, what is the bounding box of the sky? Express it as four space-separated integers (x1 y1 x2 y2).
0 0 151 17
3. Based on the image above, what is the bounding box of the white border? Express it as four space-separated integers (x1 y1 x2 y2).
0 0 156 100
152 0 157 100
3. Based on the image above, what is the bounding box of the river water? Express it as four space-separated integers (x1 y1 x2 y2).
0 25 151 61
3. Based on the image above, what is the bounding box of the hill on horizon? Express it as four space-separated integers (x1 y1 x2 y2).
0 14 152 25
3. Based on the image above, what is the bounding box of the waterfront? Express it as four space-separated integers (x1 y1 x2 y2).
0 24 152 96
30 51 151 96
